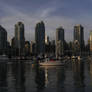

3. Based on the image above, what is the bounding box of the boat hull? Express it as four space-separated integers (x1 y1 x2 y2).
40 61 64 66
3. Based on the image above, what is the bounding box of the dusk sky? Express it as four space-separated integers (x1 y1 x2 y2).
0 0 92 43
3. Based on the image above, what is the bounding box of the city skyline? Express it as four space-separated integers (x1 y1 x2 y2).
0 22 91 44
0 0 92 43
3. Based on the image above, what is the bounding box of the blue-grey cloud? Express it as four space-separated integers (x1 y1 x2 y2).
0 0 92 44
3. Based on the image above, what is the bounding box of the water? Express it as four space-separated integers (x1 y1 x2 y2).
0 59 92 92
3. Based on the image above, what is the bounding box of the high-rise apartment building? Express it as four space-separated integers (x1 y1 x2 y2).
56 27 64 58
74 24 84 51
14 22 25 55
35 21 45 55
0 25 7 50
15 22 25 49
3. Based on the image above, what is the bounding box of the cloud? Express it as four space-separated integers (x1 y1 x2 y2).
40 8 56 18
0 0 92 44
0 12 75 42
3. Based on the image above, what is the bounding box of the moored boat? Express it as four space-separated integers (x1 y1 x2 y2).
39 58 65 66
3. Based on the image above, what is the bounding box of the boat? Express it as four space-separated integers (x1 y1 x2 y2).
71 56 77 59
77 56 83 60
39 58 65 66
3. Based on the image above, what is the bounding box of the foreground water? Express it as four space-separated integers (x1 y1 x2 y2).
0 59 92 92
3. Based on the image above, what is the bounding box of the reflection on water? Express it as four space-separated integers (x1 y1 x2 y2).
34 66 66 92
0 59 92 92
72 60 85 92
89 60 92 86
11 62 25 92
7 62 26 92
34 66 45 92
0 63 7 92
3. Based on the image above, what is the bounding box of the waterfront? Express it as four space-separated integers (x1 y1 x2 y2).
0 58 92 92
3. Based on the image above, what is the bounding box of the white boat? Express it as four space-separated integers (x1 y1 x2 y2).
39 59 65 66
0 54 8 61
71 56 77 59
77 56 82 60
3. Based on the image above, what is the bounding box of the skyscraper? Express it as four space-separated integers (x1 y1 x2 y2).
90 31 92 52
35 21 45 55
74 24 84 51
15 22 25 49
0 25 7 51
56 27 64 58
56 27 64 43
15 22 25 55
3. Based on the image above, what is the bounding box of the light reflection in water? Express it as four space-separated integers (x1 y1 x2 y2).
72 59 85 92
0 59 92 92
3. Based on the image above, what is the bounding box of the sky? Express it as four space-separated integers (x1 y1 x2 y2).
0 0 92 44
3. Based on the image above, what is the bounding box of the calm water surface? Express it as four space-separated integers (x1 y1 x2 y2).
0 59 92 92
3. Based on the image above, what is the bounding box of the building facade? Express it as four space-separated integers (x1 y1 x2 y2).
0 25 7 54
45 35 49 45
74 24 84 51
90 31 92 52
56 27 64 58
35 21 45 55
15 22 25 55
56 27 64 43
30 41 36 55
25 41 30 56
